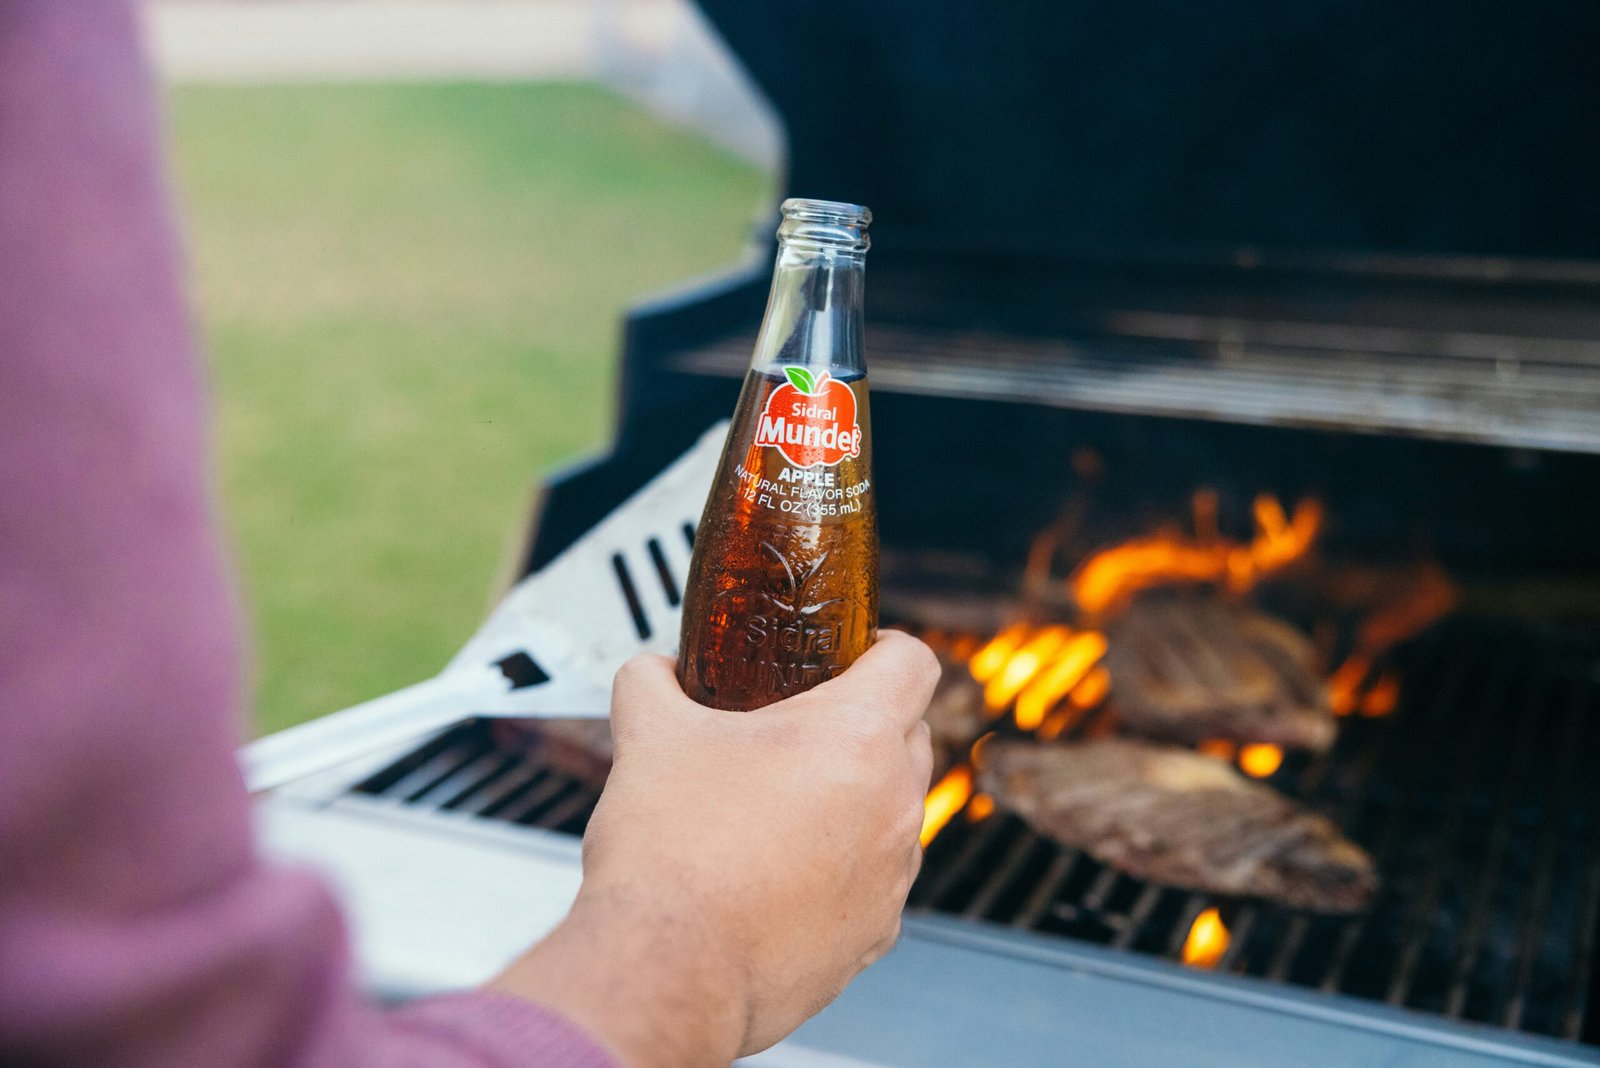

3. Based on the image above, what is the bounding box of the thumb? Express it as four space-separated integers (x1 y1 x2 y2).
608 653 686 749
792 630 941 734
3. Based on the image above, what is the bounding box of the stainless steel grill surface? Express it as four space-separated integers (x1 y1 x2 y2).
673 320 1600 454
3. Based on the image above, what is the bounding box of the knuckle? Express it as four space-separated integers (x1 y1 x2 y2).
611 655 655 692
870 633 940 693
897 802 925 844
900 634 942 680
909 719 933 756
838 711 902 760
882 632 940 687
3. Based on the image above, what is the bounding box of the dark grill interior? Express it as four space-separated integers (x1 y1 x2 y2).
353 613 1600 1046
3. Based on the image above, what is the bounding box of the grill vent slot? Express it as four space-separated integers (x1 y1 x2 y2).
646 537 681 607
494 651 550 690
610 552 652 640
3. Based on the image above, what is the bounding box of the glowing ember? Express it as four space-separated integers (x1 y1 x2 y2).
1070 665 1111 709
1360 672 1400 718
1013 631 1109 729
1070 493 1322 615
966 793 996 821
948 634 981 661
1238 743 1284 778
1192 488 1221 545
921 765 973 847
1250 495 1323 572
1181 907 1231 968
970 731 997 768
1356 562 1456 653
1327 653 1371 717
1198 738 1237 761
1037 706 1080 741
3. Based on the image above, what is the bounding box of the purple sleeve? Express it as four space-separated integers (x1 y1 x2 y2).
0 4 614 1066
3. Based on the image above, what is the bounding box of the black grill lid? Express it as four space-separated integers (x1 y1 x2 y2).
698 1 1600 268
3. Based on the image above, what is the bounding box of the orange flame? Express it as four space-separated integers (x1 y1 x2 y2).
1013 631 1110 729
1198 738 1237 761
920 765 974 847
967 793 996 821
1182 907 1231 968
1238 743 1284 778
984 625 1075 710
963 622 1113 730
1329 562 1454 717
1072 536 1232 615
1070 494 1322 615
969 623 1032 683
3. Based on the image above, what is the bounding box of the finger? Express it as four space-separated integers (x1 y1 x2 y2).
862 914 905 968
907 719 934 794
608 654 684 747
905 840 924 886
804 630 941 733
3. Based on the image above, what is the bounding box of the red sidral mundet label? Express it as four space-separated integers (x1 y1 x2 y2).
752 366 862 468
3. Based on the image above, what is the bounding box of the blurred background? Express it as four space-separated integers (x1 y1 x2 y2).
148 0 778 733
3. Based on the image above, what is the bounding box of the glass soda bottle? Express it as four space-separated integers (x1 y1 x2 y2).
677 198 878 711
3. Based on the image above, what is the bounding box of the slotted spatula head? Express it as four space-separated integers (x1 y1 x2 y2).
243 422 726 792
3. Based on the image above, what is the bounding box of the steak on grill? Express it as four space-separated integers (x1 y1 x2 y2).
1106 592 1335 751
923 659 988 779
978 737 1377 912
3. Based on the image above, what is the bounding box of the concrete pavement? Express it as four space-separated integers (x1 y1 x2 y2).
143 0 782 168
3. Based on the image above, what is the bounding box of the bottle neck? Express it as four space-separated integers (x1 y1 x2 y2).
750 242 866 377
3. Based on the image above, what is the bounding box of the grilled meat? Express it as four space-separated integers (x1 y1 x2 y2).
1107 592 1335 751
923 659 987 779
979 737 1377 912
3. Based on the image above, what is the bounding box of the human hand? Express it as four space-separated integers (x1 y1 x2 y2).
490 631 938 1066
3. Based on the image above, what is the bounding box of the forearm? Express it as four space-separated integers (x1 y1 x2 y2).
490 883 746 1068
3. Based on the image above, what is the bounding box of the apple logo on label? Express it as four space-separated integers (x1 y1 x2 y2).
753 366 861 468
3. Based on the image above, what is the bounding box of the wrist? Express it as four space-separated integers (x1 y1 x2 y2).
489 881 747 1067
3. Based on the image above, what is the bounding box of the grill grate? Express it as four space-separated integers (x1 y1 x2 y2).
673 324 1600 454
352 616 1600 1047
355 727 600 836
908 617 1600 1045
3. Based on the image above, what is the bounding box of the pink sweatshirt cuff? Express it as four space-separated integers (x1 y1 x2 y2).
389 992 619 1068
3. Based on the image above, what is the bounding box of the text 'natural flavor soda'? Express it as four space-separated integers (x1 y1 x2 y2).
677 199 879 711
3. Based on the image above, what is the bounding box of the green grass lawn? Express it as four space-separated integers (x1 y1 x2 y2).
167 83 768 734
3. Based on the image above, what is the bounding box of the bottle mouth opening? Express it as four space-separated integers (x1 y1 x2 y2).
778 198 872 253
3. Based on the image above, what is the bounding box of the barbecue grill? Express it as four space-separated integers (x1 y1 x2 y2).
253 3 1600 1064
